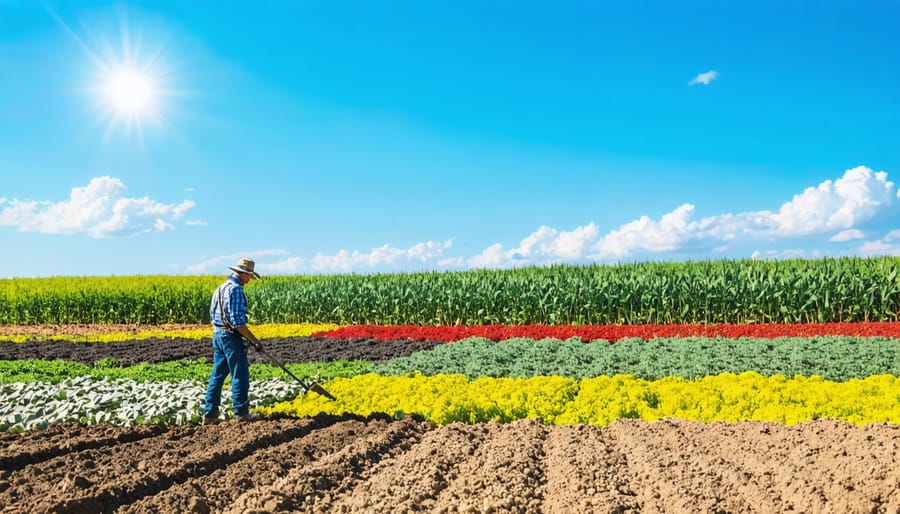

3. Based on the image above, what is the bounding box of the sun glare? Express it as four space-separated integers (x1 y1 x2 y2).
54 6 180 143
103 68 156 115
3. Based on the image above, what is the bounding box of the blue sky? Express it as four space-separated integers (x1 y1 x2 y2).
1 0 898 278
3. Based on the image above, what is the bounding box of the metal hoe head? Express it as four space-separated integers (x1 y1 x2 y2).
246 340 337 401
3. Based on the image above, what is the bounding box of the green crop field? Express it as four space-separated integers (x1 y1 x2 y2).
2 257 899 325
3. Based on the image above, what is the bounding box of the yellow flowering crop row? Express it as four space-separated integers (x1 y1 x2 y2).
261 374 578 424
261 372 900 426
0 323 339 343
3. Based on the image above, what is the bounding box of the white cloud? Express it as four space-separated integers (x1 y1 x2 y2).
468 243 509 269
185 220 208 226
772 166 895 235
467 223 600 269
407 240 454 262
438 256 465 267
0 177 195 238
858 230 900 257
830 229 865 242
592 204 700 259
689 70 718 85
750 248 825 260
183 166 899 275
185 249 290 274
751 229 900 261
198 241 458 275
585 166 897 259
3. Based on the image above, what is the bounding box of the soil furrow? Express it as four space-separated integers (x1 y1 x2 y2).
663 420 811 511
118 413 404 514
223 415 429 514
0 337 444 365
0 416 321 514
604 419 760 513
430 418 548 514
2 418 900 512
0 422 168 472
541 423 639 513
762 420 900 513
326 422 491 512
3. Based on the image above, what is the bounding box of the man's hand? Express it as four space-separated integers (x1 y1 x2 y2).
236 325 264 352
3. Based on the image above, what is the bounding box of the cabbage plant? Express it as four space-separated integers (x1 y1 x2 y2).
0 375 303 431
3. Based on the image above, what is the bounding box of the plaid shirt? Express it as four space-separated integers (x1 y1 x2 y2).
210 275 249 329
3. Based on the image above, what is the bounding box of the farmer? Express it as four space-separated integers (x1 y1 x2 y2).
201 257 266 424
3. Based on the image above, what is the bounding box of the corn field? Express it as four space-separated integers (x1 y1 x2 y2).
1 257 898 325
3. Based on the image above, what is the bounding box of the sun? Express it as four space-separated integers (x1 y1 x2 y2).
102 68 156 116
56 7 179 142
89 47 172 141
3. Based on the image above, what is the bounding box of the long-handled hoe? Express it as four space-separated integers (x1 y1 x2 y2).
245 339 337 401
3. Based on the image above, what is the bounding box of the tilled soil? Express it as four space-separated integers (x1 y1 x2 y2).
0 337 444 365
1 415 898 513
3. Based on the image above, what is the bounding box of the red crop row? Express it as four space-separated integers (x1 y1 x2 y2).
313 322 900 342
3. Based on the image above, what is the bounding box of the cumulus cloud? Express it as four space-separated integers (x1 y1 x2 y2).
830 229 865 242
461 166 897 267
689 70 718 85
858 230 900 257
182 166 899 275
586 166 898 259
185 249 290 274
204 241 459 275
751 248 825 261
773 166 896 235
592 204 701 259
0 177 195 237
468 224 599 269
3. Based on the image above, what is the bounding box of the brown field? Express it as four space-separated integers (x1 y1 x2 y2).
1 414 899 513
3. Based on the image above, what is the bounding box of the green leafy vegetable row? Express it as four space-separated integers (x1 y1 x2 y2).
4 334 899 383
0 358 372 385
373 336 900 381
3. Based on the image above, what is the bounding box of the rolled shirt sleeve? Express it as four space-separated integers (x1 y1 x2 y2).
226 285 249 328
211 276 249 328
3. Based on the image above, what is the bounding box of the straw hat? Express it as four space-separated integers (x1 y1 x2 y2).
228 258 260 279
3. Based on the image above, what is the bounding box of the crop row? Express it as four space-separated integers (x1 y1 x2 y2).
262 372 900 426
4 321 899 344
0 323 338 343
6 370 899 431
0 375 301 431
372 336 900 382
312 321 900 341
3 257 899 325
0 358 368 385
3 334 899 383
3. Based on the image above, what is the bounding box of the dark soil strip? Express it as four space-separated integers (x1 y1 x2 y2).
120 413 430 514
0 414 353 514
2 418 900 513
0 337 445 365
0 422 168 472
223 416 430 513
